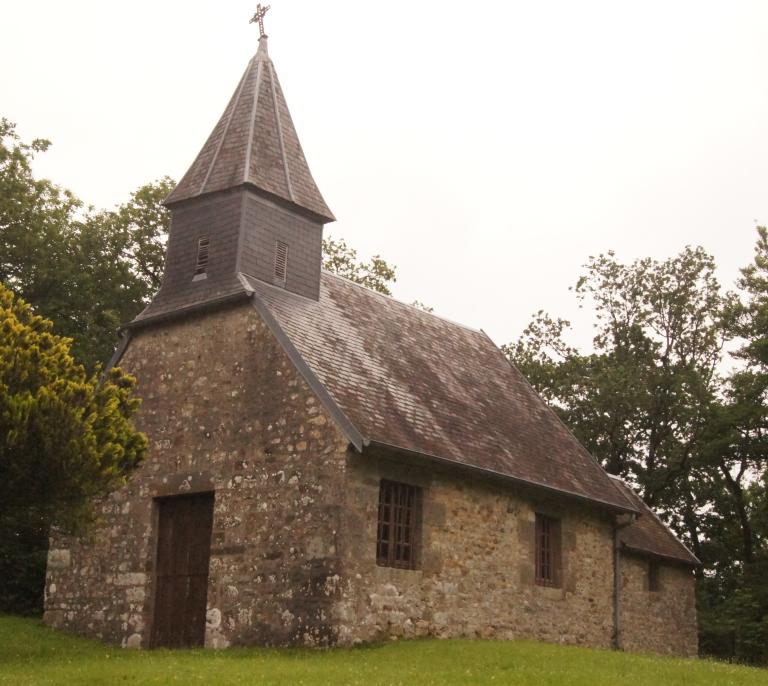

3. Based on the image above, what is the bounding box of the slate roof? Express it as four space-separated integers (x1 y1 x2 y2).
131 26 697 562
610 477 699 565
165 36 334 223
240 271 636 513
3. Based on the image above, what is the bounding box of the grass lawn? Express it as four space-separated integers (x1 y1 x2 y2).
0 615 765 686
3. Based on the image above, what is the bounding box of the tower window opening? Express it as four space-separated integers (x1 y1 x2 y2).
194 236 210 276
274 241 288 283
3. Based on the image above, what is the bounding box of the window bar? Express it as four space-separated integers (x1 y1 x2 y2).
536 514 559 587
377 480 420 570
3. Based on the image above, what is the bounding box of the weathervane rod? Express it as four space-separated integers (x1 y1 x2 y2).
250 4 271 39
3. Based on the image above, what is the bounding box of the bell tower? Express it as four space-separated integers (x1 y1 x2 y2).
134 21 334 324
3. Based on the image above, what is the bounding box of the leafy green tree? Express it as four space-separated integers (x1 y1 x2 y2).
93 177 174 299
506 242 768 664
0 118 174 369
0 119 79 287
694 227 768 663
0 284 147 613
322 235 396 295
0 118 83 351
59 177 174 367
505 247 728 516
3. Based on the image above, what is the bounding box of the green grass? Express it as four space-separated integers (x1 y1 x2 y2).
0 616 764 686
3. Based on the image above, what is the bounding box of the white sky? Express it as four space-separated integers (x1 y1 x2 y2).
3 1 768 349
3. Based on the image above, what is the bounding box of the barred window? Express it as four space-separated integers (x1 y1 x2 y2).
535 513 562 587
376 480 422 569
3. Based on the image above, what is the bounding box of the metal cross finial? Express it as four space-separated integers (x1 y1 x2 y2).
250 4 271 38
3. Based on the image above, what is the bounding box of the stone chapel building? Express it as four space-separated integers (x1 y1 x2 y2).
44 29 699 655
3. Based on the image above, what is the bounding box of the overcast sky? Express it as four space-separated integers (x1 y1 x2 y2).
3 1 768 348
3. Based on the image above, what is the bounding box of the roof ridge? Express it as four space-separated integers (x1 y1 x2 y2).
268 60 295 202
249 290 365 451
320 270 483 334
607 473 647 513
242 55 265 184
199 57 253 195
605 472 644 511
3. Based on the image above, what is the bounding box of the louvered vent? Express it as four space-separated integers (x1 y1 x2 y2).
274 241 288 283
194 236 210 275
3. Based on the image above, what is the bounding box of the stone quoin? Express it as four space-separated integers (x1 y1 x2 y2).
44 17 699 654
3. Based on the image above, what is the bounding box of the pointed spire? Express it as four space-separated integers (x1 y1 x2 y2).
165 35 335 223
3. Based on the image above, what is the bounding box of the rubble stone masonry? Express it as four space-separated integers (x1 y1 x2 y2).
44 303 350 648
44 302 697 655
619 554 698 656
333 452 697 656
335 452 619 647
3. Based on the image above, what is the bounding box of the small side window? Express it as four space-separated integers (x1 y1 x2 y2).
194 236 210 277
535 513 562 587
376 480 422 570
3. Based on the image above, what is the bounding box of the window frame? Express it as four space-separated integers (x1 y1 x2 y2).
376 479 422 570
534 512 562 588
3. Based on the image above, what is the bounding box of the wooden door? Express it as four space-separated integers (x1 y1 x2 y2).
151 492 214 648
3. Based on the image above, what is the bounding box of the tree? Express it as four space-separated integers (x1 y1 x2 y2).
505 241 768 664
0 118 174 370
0 284 147 613
0 118 85 355
93 177 174 298
322 236 396 295
505 247 728 514
59 177 174 368
0 120 79 289
694 227 768 663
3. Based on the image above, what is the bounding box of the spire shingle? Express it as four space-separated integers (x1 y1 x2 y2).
165 37 334 223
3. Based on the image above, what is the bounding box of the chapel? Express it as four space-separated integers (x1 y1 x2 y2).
44 15 699 654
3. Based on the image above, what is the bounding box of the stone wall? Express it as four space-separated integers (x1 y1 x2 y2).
333 451 618 649
44 300 698 656
44 302 350 648
331 451 698 657
619 554 698 656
